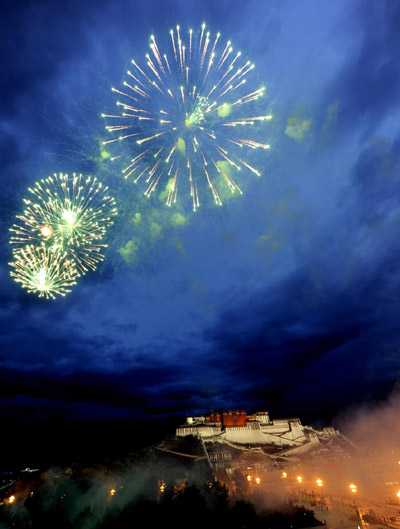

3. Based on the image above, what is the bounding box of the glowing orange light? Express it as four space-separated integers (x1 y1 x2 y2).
396 489 400 499
8 495 15 504
316 478 323 487
110 489 116 496
247 475 252 482
255 477 261 484
349 483 357 493
281 471 287 479
297 476 303 483
40 225 53 237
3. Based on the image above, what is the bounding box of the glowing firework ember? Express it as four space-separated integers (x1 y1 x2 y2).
103 23 272 210
9 245 79 299
10 173 118 274
40 225 53 237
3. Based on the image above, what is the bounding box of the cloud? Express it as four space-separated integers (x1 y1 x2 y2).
202 256 400 421
285 117 312 141
320 100 340 144
1 0 400 431
118 238 141 265
349 137 400 225
323 2 400 136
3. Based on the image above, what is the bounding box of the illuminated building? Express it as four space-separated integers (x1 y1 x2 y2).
177 409 342 455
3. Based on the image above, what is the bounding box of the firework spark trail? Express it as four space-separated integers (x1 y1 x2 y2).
9 245 80 299
10 173 118 275
103 23 272 211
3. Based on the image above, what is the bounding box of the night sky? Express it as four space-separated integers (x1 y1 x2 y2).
1 0 400 443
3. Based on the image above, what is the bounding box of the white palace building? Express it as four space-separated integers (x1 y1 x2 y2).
176 410 342 456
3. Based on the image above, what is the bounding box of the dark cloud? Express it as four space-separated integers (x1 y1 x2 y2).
0 0 93 118
203 256 400 421
1 0 400 457
322 1 400 137
349 137 400 225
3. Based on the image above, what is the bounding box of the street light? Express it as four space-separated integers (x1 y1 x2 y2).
349 483 357 493
316 478 323 487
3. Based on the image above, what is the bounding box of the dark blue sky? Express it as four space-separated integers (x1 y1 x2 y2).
1 0 400 427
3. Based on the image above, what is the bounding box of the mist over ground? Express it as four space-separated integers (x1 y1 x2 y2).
2 392 399 528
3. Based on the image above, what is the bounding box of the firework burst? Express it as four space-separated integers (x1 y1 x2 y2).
9 245 80 299
10 173 118 274
103 23 272 211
